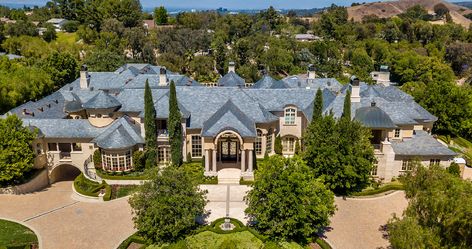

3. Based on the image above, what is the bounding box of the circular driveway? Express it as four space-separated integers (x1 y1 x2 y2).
0 181 135 249
0 182 408 249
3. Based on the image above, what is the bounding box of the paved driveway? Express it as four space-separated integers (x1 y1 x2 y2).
0 182 407 249
326 191 408 249
0 181 135 249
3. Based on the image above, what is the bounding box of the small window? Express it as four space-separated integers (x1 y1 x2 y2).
282 137 296 152
72 143 82 151
371 163 378 176
402 160 412 171
96 114 102 118
394 129 401 138
48 143 58 151
255 130 263 155
430 159 440 166
284 108 296 125
191 135 202 157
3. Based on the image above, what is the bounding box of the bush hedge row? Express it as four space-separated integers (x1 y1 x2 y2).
351 183 404 197
73 173 112 200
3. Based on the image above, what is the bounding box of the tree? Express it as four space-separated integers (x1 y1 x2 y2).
62 20 80 32
168 81 183 166
144 80 157 168
433 3 449 18
99 0 142 28
128 166 207 244
84 49 124 72
388 164 472 248
0 115 36 186
303 108 375 195
40 52 79 87
313 88 323 122
342 90 351 119
294 139 301 155
274 135 283 155
245 156 335 243
42 24 57 42
154 6 168 25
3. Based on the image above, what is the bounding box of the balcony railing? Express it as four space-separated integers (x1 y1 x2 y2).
158 129 169 137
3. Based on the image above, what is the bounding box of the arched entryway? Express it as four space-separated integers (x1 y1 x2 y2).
49 164 81 183
215 131 242 171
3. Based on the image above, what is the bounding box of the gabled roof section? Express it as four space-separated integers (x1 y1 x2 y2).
202 99 256 138
92 116 144 149
391 130 456 157
252 75 288 89
218 71 245 87
82 91 122 109
23 119 104 138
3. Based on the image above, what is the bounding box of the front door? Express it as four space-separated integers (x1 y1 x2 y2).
220 140 238 162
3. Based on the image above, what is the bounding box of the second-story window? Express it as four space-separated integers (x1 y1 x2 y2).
284 108 296 125
394 129 401 138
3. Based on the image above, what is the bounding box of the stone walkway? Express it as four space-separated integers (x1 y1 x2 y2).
200 184 250 223
325 191 408 249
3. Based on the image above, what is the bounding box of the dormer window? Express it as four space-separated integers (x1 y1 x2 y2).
284 108 296 125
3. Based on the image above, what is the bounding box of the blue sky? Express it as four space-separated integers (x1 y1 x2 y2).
0 0 389 9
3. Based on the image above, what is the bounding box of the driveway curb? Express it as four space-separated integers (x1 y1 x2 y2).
0 216 43 249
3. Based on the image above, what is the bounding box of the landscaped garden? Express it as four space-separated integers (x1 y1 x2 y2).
118 218 331 249
0 219 38 249
73 173 111 201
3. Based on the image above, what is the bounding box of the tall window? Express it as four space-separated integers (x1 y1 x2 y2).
394 129 401 138
284 108 296 125
402 160 412 171
266 130 273 154
371 162 378 176
102 150 132 171
191 135 202 157
430 159 440 166
282 137 296 152
48 143 58 151
255 130 263 155
158 146 171 163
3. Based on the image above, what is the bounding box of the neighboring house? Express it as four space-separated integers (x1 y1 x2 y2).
0 52 22 60
370 65 392 86
46 18 67 31
0 17 16 24
143 19 156 30
3 62 455 183
295 34 321 42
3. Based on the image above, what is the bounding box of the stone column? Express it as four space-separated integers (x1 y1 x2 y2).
212 149 217 172
241 149 246 172
248 149 253 172
205 149 210 173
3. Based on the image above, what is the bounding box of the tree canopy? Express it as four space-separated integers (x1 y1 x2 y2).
245 156 335 243
0 115 36 187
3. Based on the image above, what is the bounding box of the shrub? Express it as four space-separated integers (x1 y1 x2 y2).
62 20 80 32
133 150 145 172
219 238 238 249
103 184 112 201
351 182 404 196
93 149 102 169
187 152 192 163
447 162 461 177
73 173 106 197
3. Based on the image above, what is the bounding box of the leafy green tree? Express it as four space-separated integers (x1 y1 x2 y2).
42 24 57 42
99 0 142 28
40 52 79 87
154 6 168 25
274 135 283 155
84 49 124 72
294 139 301 155
313 88 323 121
128 166 207 244
388 164 472 248
144 80 157 168
303 106 375 195
245 156 335 243
0 115 36 186
62 20 80 32
168 81 183 166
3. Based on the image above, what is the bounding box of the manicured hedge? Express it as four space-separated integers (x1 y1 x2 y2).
96 169 148 180
73 173 111 199
315 238 332 249
239 178 254 185
117 232 147 249
195 218 268 242
351 183 404 197
103 184 112 201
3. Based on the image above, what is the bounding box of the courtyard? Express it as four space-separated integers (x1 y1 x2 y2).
0 181 407 249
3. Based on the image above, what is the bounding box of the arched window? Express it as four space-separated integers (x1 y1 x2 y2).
255 130 263 155
284 108 296 125
282 136 296 153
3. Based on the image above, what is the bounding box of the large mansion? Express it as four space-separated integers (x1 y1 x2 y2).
4 63 456 182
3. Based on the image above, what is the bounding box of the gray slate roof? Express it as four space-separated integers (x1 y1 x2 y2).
91 116 143 149
252 75 288 89
283 75 342 92
202 99 256 137
82 91 122 109
391 130 456 156
355 106 397 129
218 72 245 87
24 119 104 138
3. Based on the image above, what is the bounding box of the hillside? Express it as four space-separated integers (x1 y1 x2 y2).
348 0 472 27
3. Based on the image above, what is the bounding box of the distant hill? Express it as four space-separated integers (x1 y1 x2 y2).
454 1 472 9
347 0 472 27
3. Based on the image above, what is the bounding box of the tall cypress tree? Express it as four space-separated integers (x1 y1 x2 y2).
274 135 283 155
342 90 351 120
168 81 183 166
313 88 323 122
144 79 157 168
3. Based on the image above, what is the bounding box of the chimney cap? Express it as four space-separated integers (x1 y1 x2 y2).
308 64 315 71
229 61 235 66
81 64 88 71
350 75 360 86
159 67 166 74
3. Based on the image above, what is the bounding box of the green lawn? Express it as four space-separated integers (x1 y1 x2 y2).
0 219 38 248
185 231 264 249
56 32 78 44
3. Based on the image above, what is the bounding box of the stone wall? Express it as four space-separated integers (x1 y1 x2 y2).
0 169 49 194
